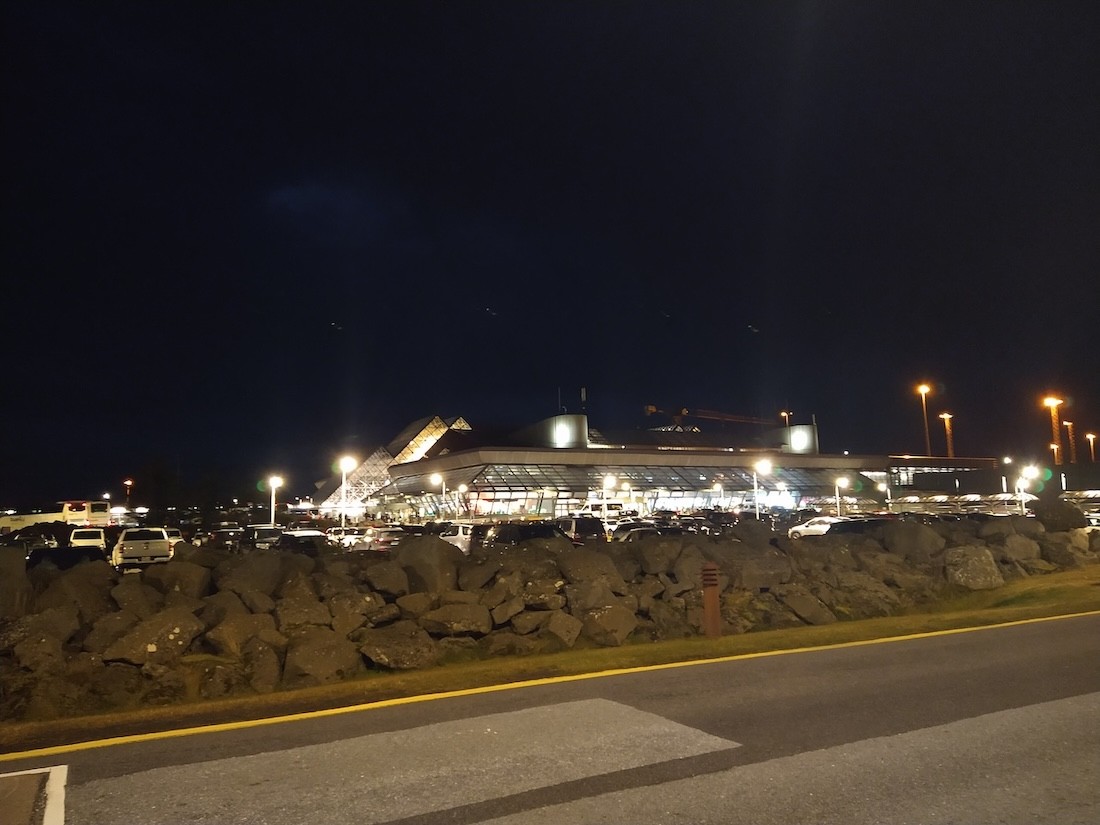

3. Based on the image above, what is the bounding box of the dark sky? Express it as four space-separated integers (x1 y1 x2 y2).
3 2 1098 508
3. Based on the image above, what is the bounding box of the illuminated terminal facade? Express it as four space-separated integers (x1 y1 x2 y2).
311 413 1096 523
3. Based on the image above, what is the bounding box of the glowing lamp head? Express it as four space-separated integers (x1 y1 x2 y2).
269 475 283 491
836 477 849 489
1043 396 1062 408
917 384 930 396
429 473 442 486
754 459 772 475
339 455 357 474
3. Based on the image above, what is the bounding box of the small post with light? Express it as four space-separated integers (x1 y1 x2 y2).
1062 421 1077 464
780 410 792 451
430 473 445 520
939 412 954 458
753 459 772 519
835 476 849 517
1043 396 1063 465
877 482 892 512
1087 433 1097 463
339 455 357 528
917 384 932 456
123 478 133 508
269 475 283 525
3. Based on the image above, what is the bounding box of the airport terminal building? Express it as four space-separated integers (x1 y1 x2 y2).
312 413 1086 523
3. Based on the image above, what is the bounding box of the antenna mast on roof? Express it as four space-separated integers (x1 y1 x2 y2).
580 387 587 413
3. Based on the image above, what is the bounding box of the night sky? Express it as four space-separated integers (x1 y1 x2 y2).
3 2 1097 509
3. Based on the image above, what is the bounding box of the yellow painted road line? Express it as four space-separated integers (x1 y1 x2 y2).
4 609 1099 763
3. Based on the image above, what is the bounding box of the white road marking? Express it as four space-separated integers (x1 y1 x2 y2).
0 765 67 825
65 699 737 825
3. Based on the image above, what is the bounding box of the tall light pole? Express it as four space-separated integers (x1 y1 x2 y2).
939 412 955 458
780 410 792 450
457 483 468 517
1062 421 1077 464
753 459 772 519
877 482 892 512
1043 396 1063 465
339 455 357 528
917 384 932 456
602 474 616 530
269 475 283 525
123 478 133 508
1087 432 1097 462
1050 443 1060 465
430 473 445 520
1017 465 1040 515
835 476 849 517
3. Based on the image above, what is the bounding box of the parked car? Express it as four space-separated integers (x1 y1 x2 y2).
163 527 185 550
112 527 173 568
26 544 108 570
241 524 283 551
787 516 843 539
365 526 410 554
207 527 244 551
553 516 608 544
69 527 107 551
274 528 327 557
438 522 475 555
481 521 572 550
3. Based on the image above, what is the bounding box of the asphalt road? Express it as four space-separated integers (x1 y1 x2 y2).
3 613 1099 824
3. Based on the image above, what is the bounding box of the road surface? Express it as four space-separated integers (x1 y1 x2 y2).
3 613 1098 824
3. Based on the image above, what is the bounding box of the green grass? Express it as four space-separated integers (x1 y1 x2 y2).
3 566 1100 755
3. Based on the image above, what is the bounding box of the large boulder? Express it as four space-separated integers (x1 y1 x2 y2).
111 576 165 619
355 620 440 669
363 560 410 598
206 612 285 657
214 552 286 597
944 546 1005 590
775 584 838 625
556 547 628 593
1030 499 1088 532
396 537 462 594
418 603 493 636
101 607 206 666
82 610 141 654
634 539 682 576
273 594 332 632
0 546 33 619
143 561 212 599
581 604 638 646
538 610 583 650
34 561 117 625
282 627 364 688
881 521 946 565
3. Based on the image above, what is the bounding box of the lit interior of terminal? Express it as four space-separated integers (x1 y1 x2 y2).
315 414 1100 523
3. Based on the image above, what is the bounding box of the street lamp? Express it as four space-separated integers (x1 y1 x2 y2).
712 482 723 508
835 476 849 517
430 473 445 519
602 474 616 525
1050 443 1060 464
339 455 358 528
123 478 133 508
753 459 772 519
917 384 932 456
780 410 793 450
939 412 955 458
1017 464 1040 515
877 482 892 512
1043 396 1063 465
1087 433 1097 463
1062 421 1077 464
268 475 283 525
457 483 468 517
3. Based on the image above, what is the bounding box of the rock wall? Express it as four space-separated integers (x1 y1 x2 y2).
1 517 1098 722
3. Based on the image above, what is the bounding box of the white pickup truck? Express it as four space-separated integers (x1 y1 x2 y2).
112 527 173 568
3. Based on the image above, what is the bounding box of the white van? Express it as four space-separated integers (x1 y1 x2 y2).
69 528 106 551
